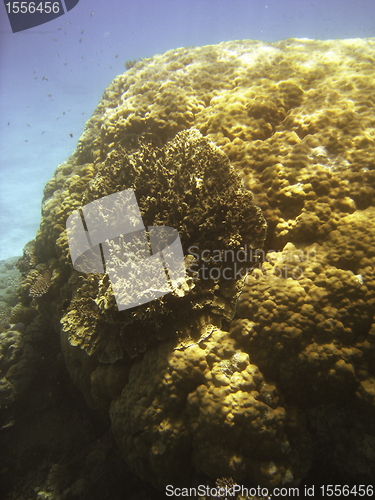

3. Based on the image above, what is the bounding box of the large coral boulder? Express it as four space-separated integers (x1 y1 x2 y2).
15 38 375 489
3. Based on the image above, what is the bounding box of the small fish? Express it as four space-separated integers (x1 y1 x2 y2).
26 123 30 127
47 94 52 98
41 131 45 135
66 21 71 24
79 38 82 43
42 75 48 81
57 27 62 31
7 122 10 126
70 133 73 138
115 54 118 58
81 29 84 34
90 11 94 17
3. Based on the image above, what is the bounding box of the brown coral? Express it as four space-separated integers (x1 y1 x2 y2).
14 38 375 489
28 269 52 298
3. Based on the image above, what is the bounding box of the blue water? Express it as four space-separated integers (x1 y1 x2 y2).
1 0 375 260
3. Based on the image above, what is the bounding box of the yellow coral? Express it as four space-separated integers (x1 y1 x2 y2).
17 38 375 488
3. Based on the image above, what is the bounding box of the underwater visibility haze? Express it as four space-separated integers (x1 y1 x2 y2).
1 1 375 499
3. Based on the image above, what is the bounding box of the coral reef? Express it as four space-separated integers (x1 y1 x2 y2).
110 329 307 488
4 37 375 495
28 269 52 298
59 128 266 413
0 324 35 428
0 256 21 315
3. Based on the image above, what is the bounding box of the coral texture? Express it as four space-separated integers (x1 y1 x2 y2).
110 330 308 488
14 38 375 488
59 128 266 404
